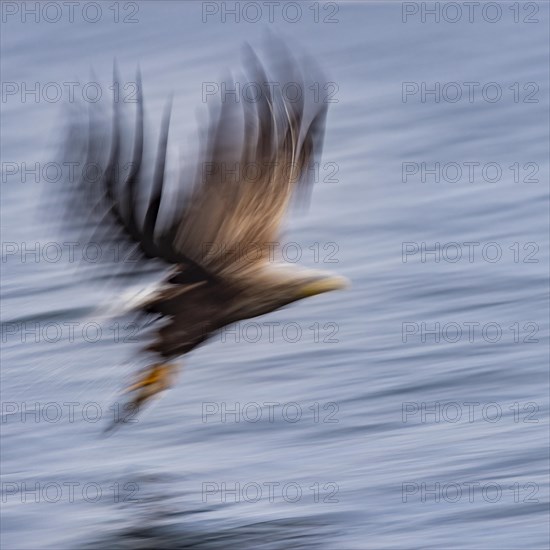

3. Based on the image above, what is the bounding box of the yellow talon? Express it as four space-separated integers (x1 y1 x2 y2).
104 363 180 434
124 364 171 393
123 363 178 408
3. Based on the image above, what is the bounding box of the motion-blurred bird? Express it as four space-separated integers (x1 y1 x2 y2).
62 40 348 426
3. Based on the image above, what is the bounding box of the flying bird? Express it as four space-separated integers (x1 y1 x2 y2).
61 41 348 425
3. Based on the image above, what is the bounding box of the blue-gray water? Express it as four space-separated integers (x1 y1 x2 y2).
1 2 549 549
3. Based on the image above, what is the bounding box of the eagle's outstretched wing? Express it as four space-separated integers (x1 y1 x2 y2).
62 42 327 287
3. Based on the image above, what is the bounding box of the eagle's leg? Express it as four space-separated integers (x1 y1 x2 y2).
123 362 180 411
104 362 180 433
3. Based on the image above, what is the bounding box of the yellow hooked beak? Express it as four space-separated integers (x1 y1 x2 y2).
300 275 350 298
